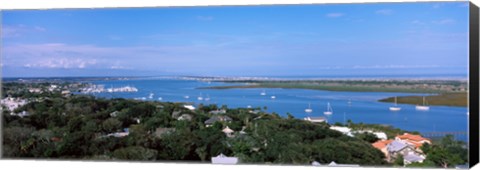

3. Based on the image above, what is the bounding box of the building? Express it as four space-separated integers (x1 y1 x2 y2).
177 114 193 121
183 105 196 111
211 153 239 164
209 109 226 114
372 139 394 160
154 127 175 138
403 153 426 165
222 126 235 138
304 116 327 123
204 115 233 127
386 140 424 163
329 126 354 137
395 133 431 148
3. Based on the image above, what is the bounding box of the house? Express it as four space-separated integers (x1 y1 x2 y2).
110 111 118 117
19 111 30 117
354 130 388 140
395 133 431 148
204 115 233 127
372 139 394 160
222 126 235 138
329 126 354 137
304 116 327 123
154 127 175 138
328 161 360 167
177 114 193 121
403 153 426 165
171 111 182 119
211 153 239 164
209 109 226 114
183 105 196 111
386 140 424 162
61 90 71 95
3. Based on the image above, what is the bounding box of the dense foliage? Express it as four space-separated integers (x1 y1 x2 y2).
2 82 388 165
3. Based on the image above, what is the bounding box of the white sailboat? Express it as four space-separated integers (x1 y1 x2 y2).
197 93 204 101
148 92 154 99
324 102 333 115
271 95 276 99
415 96 430 111
158 97 163 101
260 90 266 96
184 95 190 99
305 103 313 113
389 96 401 111
204 94 210 101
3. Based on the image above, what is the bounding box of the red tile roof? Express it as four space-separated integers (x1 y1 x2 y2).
372 139 394 150
396 133 430 142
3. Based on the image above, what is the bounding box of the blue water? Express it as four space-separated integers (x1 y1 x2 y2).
89 78 469 141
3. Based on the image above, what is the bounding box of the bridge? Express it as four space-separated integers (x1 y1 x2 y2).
421 131 468 137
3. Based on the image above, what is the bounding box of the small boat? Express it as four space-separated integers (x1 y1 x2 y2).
389 96 401 111
415 96 430 111
271 95 276 99
260 90 266 96
204 94 210 101
305 103 313 113
148 92 154 99
158 97 163 101
184 95 190 99
324 102 333 115
247 105 252 108
347 99 352 105
197 93 203 101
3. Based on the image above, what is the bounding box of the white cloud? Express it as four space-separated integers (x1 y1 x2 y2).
432 19 455 25
411 20 426 25
375 9 393 15
2 25 46 38
24 58 97 69
326 13 344 18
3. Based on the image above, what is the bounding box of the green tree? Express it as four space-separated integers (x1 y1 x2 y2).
112 146 158 160
102 118 122 133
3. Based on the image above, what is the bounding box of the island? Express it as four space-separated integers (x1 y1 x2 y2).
195 77 468 107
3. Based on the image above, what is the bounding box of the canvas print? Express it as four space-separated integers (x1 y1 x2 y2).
1 1 472 168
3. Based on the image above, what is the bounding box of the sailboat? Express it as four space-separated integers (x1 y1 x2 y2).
148 92 154 99
260 90 266 96
204 94 210 101
305 103 313 113
197 93 204 101
271 95 276 99
324 102 333 115
415 96 430 111
389 96 401 111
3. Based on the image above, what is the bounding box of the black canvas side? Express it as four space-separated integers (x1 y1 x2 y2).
469 1 480 168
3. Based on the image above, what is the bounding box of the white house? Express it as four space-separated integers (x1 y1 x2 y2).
183 105 196 111
211 153 239 164
330 126 354 137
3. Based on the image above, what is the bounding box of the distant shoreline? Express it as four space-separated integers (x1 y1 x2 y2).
198 79 468 107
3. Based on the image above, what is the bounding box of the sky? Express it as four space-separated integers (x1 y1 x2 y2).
1 2 470 77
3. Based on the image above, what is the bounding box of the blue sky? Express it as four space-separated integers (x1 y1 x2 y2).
1 2 470 77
